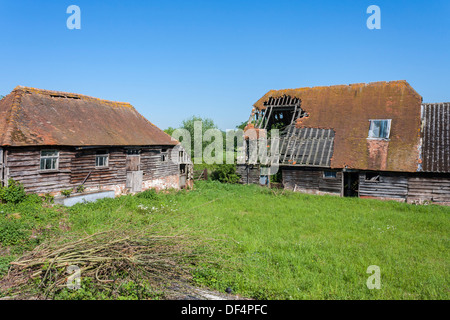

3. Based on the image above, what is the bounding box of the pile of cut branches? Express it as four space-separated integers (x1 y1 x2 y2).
1 228 202 299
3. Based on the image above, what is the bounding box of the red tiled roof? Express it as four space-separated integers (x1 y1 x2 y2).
253 81 423 172
0 86 177 147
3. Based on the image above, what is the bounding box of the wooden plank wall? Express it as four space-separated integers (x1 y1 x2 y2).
140 148 178 180
319 172 343 194
359 172 408 200
236 164 260 184
7 148 74 194
408 174 450 203
70 148 127 187
6 146 179 194
282 168 342 194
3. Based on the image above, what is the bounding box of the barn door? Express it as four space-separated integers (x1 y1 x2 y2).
126 151 143 192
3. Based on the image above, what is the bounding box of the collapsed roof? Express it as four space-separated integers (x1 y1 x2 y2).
249 80 424 172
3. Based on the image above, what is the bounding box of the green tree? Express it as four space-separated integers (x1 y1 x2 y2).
236 121 248 130
164 127 175 136
180 116 220 160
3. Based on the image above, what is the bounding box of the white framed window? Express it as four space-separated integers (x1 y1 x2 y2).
40 150 59 170
368 119 391 139
323 171 337 179
95 151 109 167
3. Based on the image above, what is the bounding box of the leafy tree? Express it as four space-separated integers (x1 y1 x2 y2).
170 116 221 160
236 121 248 130
181 115 218 137
164 127 175 136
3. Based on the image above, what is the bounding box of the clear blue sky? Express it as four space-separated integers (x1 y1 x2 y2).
1 0 449 130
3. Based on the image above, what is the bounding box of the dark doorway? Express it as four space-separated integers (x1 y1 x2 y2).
343 172 359 197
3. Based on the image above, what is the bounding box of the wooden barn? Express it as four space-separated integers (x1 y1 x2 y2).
0 86 192 196
238 80 450 204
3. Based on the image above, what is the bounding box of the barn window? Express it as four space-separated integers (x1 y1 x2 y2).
365 172 380 182
161 153 168 162
95 150 109 167
368 119 391 139
179 150 184 162
323 171 337 179
40 150 59 170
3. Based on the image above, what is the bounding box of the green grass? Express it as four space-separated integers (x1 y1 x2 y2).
0 181 449 299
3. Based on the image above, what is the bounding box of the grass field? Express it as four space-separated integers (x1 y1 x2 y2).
0 181 449 299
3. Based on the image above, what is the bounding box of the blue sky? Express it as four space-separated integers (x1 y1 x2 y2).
0 0 449 130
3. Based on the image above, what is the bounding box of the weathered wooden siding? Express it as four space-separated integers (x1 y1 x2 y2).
319 172 343 194
407 174 450 203
7 148 74 194
5 146 180 194
70 148 127 186
140 148 178 180
282 168 342 194
359 172 408 200
237 164 260 184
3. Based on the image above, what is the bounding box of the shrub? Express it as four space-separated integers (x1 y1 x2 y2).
0 179 27 204
136 189 158 200
211 164 241 184
61 189 73 197
76 185 86 193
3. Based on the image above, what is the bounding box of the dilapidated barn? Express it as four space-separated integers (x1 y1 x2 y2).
0 86 192 196
239 80 450 204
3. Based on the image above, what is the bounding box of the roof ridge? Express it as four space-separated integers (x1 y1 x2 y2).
13 86 133 108
266 80 409 92
253 80 420 108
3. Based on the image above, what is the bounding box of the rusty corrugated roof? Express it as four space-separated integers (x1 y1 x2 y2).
421 103 450 172
253 81 423 172
0 86 177 147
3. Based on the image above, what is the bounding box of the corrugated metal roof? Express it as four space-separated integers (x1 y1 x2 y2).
421 103 450 172
0 86 177 147
280 126 334 167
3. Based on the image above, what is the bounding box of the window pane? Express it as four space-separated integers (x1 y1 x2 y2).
324 171 337 178
41 150 58 157
40 150 58 170
369 120 390 138
96 155 107 167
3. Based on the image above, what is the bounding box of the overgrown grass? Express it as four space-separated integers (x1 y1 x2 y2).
0 181 448 299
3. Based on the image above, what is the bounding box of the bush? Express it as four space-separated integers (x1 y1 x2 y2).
0 179 27 204
211 164 241 184
61 189 73 197
136 189 158 200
